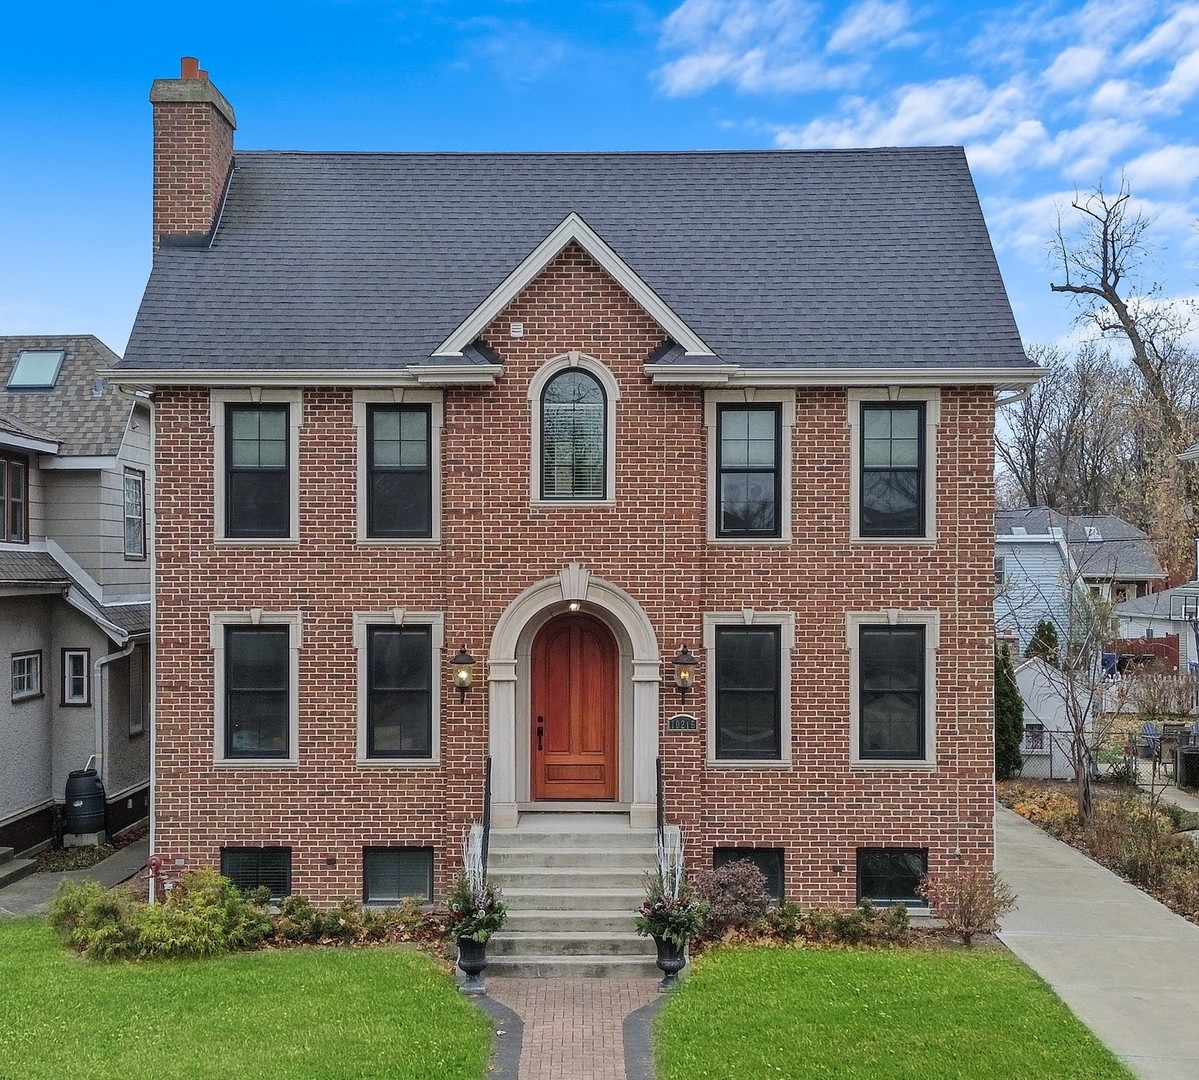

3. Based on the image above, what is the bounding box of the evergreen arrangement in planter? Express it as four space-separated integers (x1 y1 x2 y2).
635 834 707 989
442 833 506 993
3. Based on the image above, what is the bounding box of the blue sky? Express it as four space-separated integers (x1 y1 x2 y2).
3 0 1197 355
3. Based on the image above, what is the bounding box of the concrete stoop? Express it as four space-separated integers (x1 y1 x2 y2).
486 813 660 978
0 847 37 890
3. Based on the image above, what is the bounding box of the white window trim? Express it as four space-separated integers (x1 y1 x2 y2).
210 389 303 544
847 388 940 544
352 390 443 545
11 651 42 702
846 610 940 768
211 610 303 766
703 610 796 766
527 351 619 507
123 469 147 559
704 389 795 544
62 648 90 706
353 610 445 766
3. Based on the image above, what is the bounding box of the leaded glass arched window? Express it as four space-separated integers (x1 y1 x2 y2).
541 369 606 499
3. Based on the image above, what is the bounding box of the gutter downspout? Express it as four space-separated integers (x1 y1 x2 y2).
93 642 135 795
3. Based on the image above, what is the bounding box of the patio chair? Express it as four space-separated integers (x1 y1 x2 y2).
1140 721 1161 760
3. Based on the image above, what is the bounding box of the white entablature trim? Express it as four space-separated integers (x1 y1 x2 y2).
432 212 715 359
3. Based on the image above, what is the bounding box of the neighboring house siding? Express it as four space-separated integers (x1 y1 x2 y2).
0 596 54 829
104 646 150 798
1119 613 1199 670
47 605 109 799
995 540 1073 653
153 244 997 905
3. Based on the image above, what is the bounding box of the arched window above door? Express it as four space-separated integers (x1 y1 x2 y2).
528 352 620 504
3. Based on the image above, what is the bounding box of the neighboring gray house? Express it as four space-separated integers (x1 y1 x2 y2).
1116 577 1199 671
0 336 151 855
995 508 1165 653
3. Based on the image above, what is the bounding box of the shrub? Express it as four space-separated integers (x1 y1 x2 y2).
1025 620 1059 665
758 900 910 946
49 869 271 961
917 866 1017 946
995 643 1025 780
691 859 771 939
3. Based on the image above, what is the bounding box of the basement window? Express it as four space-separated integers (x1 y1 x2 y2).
363 848 434 905
8 350 64 389
221 847 292 900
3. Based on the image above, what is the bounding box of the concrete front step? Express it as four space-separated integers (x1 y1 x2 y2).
0 857 37 889
490 930 654 958
505 909 641 934
502 886 643 911
0 846 14 865
489 830 658 852
490 866 649 890
491 847 657 869
486 954 662 979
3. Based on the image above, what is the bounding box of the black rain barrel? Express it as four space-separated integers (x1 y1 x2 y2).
64 769 106 834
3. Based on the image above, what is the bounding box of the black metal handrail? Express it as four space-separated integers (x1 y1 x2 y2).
482 755 492 875
656 756 664 852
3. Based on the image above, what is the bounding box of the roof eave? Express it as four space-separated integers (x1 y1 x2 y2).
102 366 502 389
645 365 1045 388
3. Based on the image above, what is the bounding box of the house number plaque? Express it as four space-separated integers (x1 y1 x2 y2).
668 713 698 732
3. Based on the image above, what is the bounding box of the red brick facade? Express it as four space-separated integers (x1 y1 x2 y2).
152 241 997 905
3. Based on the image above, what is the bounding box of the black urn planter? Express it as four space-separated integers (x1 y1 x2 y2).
653 935 687 990
457 936 488 994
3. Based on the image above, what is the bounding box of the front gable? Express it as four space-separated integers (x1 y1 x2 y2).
434 212 715 361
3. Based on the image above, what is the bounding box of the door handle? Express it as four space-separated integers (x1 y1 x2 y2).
537 717 544 751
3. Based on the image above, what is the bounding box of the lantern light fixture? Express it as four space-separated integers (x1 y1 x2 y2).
672 645 697 703
451 646 476 703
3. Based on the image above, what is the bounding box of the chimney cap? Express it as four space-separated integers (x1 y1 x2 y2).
180 56 201 80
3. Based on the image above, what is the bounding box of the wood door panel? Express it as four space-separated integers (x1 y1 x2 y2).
532 614 617 800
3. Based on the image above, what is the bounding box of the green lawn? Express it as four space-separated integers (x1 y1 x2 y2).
657 947 1134 1080
0 919 490 1080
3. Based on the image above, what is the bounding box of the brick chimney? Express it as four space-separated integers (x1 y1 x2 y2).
149 57 237 251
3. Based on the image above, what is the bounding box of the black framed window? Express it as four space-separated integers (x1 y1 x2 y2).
859 625 926 760
367 626 433 758
714 847 784 904
226 404 289 538
224 626 290 758
363 847 433 905
860 403 924 537
541 369 605 499
123 469 146 558
367 404 431 537
857 848 928 906
714 626 781 759
0 453 28 543
717 405 780 537
221 847 292 900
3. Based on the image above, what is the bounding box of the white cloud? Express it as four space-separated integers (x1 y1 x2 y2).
966 120 1050 175
1120 3 1199 65
1125 144 1199 191
1042 44 1107 91
657 0 868 94
826 0 915 54
1043 117 1149 178
775 76 1028 148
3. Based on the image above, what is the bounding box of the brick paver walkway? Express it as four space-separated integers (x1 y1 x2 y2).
487 978 660 1080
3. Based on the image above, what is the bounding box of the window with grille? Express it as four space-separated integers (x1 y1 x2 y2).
123 469 146 558
860 403 925 538
11 651 41 701
62 649 90 706
714 626 781 760
225 403 290 538
716 405 780 538
366 404 431 537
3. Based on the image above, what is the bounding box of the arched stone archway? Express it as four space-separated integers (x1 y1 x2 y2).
488 564 661 827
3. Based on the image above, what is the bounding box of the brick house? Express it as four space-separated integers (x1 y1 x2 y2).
114 59 1037 970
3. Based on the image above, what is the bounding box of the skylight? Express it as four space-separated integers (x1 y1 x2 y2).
8 350 65 389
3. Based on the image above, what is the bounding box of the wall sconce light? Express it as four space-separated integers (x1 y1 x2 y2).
451 646 476 703
672 645 697 703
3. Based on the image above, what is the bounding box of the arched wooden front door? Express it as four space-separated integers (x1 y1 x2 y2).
531 613 618 801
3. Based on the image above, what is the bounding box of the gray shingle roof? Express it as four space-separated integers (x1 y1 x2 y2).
0 337 132 457
996 507 1165 581
120 147 1034 377
97 601 150 636
0 551 72 586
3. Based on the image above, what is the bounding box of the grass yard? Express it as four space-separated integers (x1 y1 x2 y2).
657 947 1134 1080
0 919 490 1080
